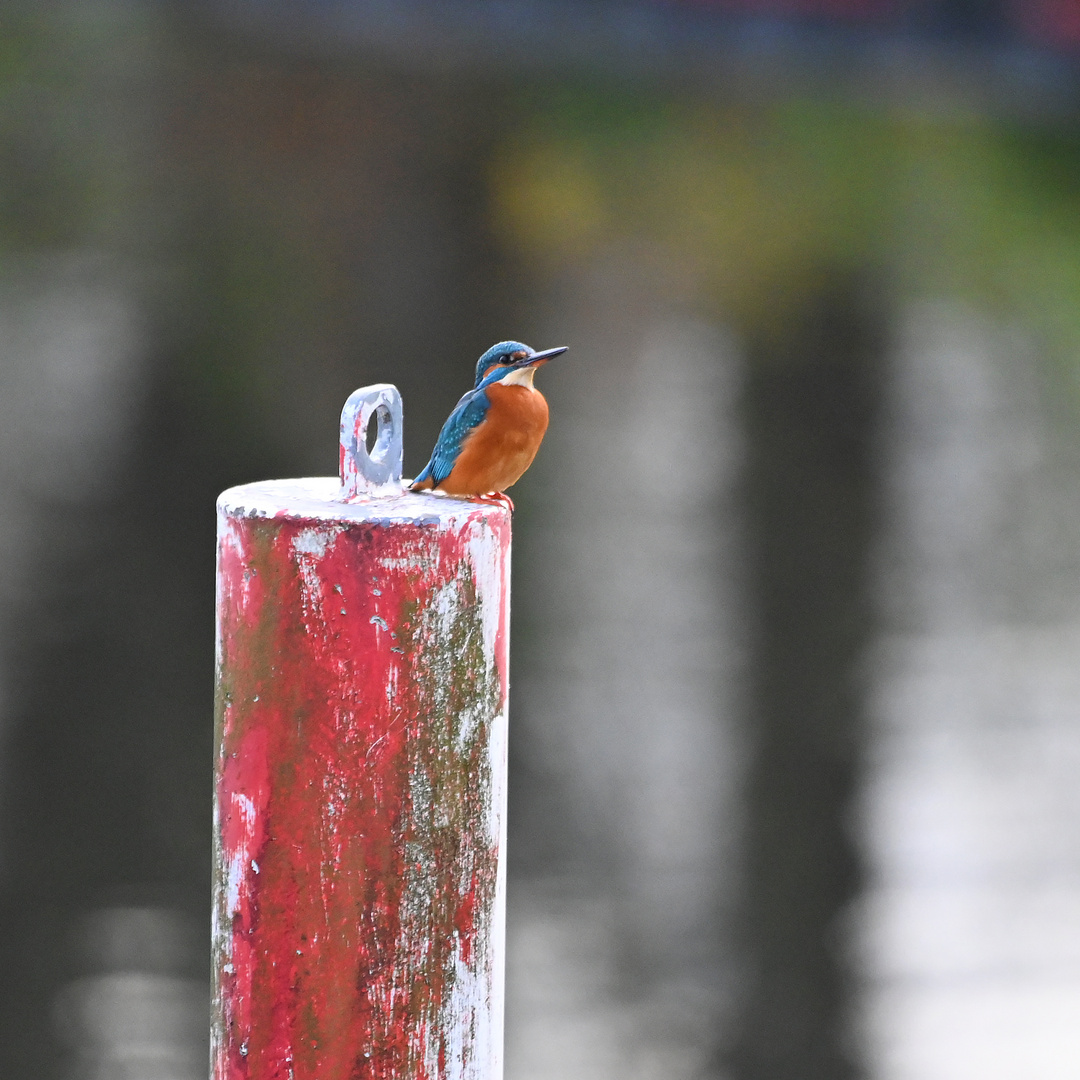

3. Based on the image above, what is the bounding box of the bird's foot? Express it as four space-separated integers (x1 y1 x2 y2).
479 491 514 513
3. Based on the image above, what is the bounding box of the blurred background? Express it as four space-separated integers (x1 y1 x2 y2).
2 2 1080 1078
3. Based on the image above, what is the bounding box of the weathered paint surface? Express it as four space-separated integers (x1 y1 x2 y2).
213 479 510 1080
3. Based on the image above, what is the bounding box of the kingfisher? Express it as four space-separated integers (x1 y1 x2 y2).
410 340 569 506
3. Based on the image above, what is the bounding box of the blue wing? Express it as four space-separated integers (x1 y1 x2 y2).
414 387 491 486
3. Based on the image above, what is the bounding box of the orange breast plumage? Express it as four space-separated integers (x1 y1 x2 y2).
437 382 549 495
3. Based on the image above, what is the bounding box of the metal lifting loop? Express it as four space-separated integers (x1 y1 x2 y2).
339 383 404 499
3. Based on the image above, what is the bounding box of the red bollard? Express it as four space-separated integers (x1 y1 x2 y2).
213 384 511 1080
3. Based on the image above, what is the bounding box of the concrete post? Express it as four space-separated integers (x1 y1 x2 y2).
213 385 511 1080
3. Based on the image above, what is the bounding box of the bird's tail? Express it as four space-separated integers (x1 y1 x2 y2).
409 462 435 491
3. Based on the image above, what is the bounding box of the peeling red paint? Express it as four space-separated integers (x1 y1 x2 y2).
213 490 510 1080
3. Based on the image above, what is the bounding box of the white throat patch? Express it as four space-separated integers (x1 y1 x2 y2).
499 366 537 388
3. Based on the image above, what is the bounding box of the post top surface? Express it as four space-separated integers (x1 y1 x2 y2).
217 476 509 527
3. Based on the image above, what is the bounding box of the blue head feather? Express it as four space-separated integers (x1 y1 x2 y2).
473 341 532 387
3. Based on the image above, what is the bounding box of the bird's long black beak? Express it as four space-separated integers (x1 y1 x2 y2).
518 345 569 368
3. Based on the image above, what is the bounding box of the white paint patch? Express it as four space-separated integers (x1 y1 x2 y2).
225 852 246 920
436 943 504 1080
292 526 343 631
379 553 438 573
217 514 254 628
225 792 257 918
292 526 341 559
466 520 509 675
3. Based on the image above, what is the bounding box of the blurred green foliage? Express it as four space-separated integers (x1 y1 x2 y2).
493 84 1080 397
5 7 1080 406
